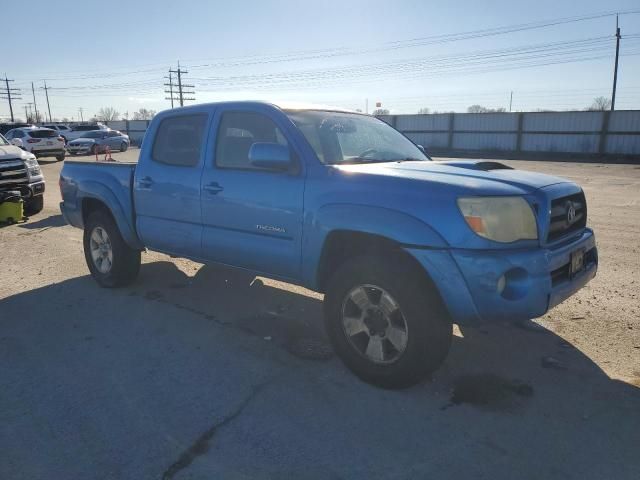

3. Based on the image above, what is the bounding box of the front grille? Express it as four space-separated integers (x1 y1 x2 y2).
547 191 587 242
0 158 27 186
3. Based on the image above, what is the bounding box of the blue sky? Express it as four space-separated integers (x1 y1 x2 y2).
2 0 640 121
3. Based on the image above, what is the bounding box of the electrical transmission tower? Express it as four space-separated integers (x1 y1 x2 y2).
165 62 195 107
1 76 22 122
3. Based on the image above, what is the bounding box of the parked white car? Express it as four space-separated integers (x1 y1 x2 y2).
43 124 73 142
5 127 66 161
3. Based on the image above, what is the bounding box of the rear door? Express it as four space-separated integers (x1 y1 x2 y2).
200 106 305 279
134 111 210 258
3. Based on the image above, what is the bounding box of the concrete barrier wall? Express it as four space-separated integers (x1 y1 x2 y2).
379 110 640 157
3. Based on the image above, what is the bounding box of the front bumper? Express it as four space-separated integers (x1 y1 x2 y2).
1 180 45 198
407 228 597 325
68 144 95 154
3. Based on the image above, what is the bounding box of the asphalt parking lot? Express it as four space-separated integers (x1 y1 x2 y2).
1 150 639 479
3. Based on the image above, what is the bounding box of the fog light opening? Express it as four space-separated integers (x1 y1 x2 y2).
499 267 530 301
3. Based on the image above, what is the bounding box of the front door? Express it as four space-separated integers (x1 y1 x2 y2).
200 108 305 280
134 112 209 259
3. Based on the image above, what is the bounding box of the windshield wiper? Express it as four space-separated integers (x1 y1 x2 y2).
335 158 394 165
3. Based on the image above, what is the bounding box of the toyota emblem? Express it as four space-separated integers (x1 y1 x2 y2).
566 202 576 224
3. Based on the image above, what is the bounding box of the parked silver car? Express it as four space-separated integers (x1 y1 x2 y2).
67 129 130 155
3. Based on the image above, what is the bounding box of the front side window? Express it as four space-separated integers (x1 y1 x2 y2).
286 110 428 165
215 111 287 170
152 114 207 167
81 131 107 139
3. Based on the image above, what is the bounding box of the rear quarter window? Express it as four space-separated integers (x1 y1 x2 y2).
152 114 207 167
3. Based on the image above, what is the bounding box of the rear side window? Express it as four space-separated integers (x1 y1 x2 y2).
73 125 100 131
29 129 58 138
152 114 207 167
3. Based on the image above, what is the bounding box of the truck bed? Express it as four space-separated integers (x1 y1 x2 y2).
59 160 140 248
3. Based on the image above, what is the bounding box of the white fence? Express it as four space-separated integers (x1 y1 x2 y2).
378 110 640 157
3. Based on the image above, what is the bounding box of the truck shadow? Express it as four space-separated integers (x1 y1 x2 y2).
2 259 639 478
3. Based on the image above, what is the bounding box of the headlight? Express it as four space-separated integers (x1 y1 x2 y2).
25 156 41 177
457 196 538 242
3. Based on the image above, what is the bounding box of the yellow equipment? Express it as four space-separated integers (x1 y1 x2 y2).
0 191 24 224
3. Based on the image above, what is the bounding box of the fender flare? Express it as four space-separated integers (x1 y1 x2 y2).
302 203 448 288
78 180 143 249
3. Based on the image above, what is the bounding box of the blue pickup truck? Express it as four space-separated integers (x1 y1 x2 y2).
60 101 597 388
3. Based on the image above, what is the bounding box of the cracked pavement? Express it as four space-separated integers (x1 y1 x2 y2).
1 151 639 479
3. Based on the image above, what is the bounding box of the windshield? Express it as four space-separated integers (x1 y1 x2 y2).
81 131 106 139
286 110 428 165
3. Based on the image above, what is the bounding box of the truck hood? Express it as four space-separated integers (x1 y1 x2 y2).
0 145 35 161
335 159 569 194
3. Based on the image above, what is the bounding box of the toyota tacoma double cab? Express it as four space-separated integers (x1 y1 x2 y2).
59 102 597 388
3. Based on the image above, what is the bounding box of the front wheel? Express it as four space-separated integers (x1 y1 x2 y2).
324 254 452 389
56 153 65 162
120 141 128 152
83 210 141 287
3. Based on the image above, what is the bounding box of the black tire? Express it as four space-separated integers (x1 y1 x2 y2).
324 254 452 389
83 210 141 288
24 195 44 216
55 153 65 162
120 141 128 152
91 144 98 155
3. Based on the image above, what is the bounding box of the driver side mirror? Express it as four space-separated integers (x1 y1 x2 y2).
11 138 24 149
249 142 291 171
417 144 426 154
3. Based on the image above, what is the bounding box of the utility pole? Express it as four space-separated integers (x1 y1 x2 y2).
611 14 621 111
41 81 53 122
24 105 29 122
78 108 84 122
1 76 22 122
509 91 513 112
168 62 195 107
31 82 40 123
164 70 175 108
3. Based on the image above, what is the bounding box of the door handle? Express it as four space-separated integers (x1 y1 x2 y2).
138 176 154 188
203 182 224 194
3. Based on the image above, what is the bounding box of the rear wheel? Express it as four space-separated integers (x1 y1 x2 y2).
55 152 65 162
91 144 98 155
83 210 141 287
24 195 44 216
324 254 452 389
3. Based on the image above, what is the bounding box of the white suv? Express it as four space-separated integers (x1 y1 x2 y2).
5 127 66 161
